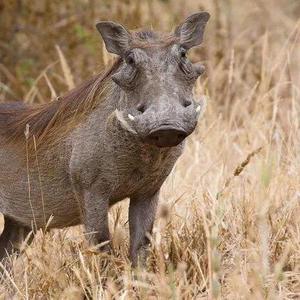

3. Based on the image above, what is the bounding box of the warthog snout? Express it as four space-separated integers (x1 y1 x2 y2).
114 98 205 147
145 126 188 147
133 97 200 147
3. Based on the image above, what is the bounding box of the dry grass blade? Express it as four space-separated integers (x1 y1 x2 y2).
55 45 75 91
216 146 263 199
233 147 263 177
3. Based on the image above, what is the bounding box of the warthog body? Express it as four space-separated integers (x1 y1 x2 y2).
0 12 209 265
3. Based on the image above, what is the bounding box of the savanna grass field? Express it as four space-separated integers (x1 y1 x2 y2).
0 0 300 299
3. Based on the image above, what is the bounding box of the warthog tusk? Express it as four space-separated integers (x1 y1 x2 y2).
196 96 207 119
114 109 138 135
128 114 135 121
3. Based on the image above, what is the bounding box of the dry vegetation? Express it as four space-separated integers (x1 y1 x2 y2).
0 0 300 299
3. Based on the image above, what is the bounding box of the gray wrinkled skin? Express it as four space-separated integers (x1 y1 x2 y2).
0 12 209 266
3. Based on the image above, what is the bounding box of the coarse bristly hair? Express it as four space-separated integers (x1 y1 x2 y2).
0 59 119 152
0 29 178 153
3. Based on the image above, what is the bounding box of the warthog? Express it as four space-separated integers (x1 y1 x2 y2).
0 12 210 266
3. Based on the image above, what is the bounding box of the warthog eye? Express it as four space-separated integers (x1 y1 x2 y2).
180 48 187 59
125 53 135 65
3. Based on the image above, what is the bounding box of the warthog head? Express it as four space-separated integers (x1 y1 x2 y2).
96 12 210 147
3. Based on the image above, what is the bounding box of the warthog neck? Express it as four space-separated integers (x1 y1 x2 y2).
69 88 184 203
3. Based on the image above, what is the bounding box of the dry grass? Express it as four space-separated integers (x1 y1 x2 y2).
0 0 300 299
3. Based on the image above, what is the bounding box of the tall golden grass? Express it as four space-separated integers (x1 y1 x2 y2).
0 0 299 298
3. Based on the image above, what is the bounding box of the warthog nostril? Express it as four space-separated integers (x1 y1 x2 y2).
146 128 188 148
137 104 146 113
183 100 192 108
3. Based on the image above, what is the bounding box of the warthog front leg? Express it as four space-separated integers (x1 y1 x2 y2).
129 190 159 267
0 216 32 262
83 187 110 252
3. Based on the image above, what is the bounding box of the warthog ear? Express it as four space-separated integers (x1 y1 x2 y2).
175 12 210 50
96 21 132 56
